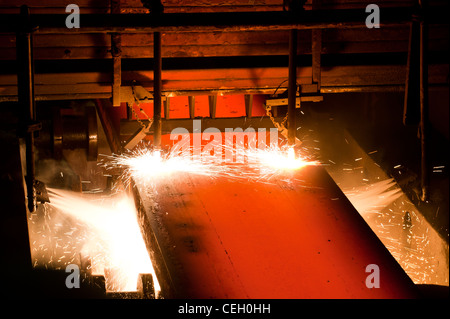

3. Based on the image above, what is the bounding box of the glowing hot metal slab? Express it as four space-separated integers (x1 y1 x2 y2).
135 164 419 298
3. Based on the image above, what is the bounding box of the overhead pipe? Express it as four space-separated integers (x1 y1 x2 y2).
287 2 303 147
419 0 429 202
153 31 162 149
110 0 122 107
403 0 430 202
288 28 298 147
150 2 164 149
16 5 38 213
3 7 445 34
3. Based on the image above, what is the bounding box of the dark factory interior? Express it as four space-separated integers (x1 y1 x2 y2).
0 0 448 301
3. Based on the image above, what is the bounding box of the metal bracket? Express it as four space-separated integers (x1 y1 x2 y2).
312 29 322 91
34 179 49 204
17 120 42 137
26 121 42 133
121 85 154 106
124 121 152 150
266 95 323 108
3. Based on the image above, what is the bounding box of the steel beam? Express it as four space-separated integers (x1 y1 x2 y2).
2 7 446 34
111 0 122 107
153 31 162 149
120 117 282 136
419 0 429 202
312 29 322 90
16 5 37 213
287 29 297 146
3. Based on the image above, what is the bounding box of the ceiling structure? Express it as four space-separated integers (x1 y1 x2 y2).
0 0 448 103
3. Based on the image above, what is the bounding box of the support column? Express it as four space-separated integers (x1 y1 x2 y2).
153 31 162 149
16 5 37 213
288 29 298 146
419 0 429 201
111 0 122 107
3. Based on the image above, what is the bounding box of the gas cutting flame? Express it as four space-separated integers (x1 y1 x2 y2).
101 143 319 185
116 147 214 178
248 146 316 171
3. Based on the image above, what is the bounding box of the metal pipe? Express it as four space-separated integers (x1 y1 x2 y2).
287 28 298 146
403 14 421 126
312 29 322 90
153 31 162 149
111 0 122 107
321 85 406 93
2 7 443 34
419 0 429 202
16 5 36 213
